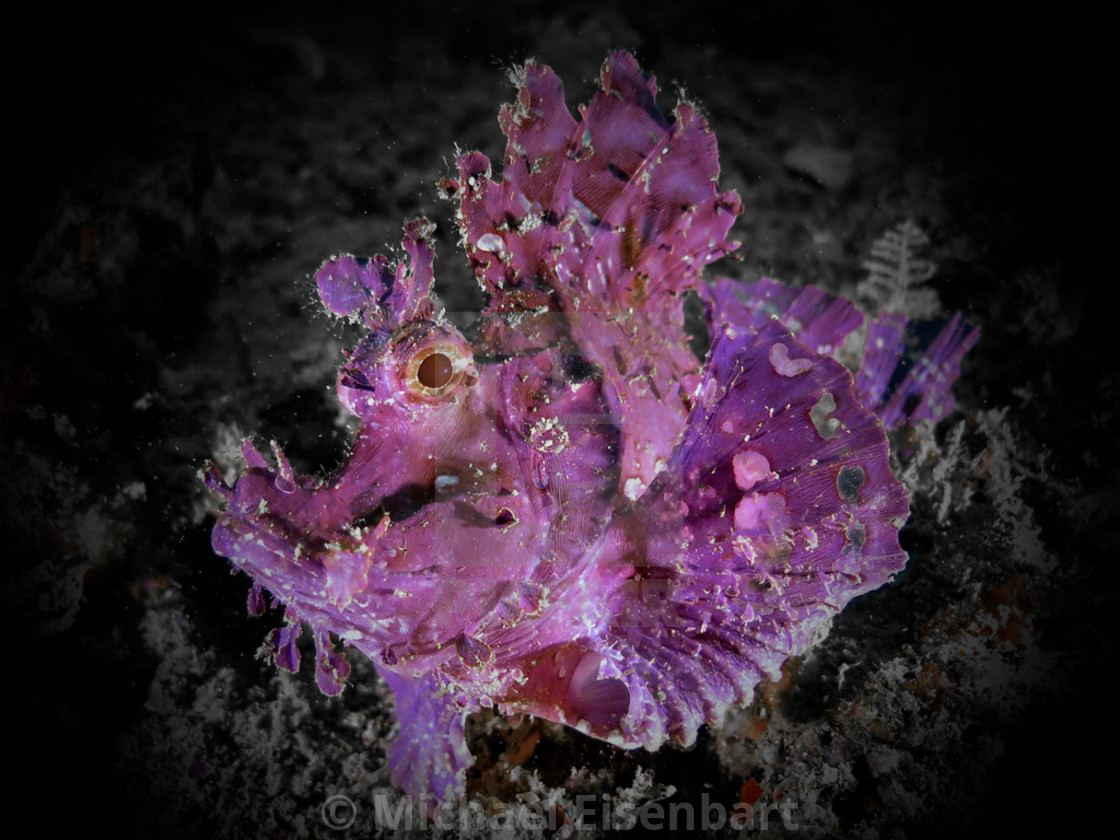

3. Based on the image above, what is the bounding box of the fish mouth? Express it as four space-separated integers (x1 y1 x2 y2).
350 481 436 525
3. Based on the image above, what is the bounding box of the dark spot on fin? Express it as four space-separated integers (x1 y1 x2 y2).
563 353 603 383
837 466 867 501
845 521 867 550
611 345 628 376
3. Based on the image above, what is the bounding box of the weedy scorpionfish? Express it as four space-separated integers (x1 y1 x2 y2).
206 52 977 801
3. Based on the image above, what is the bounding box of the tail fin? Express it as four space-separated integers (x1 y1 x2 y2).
856 312 980 428
706 275 980 429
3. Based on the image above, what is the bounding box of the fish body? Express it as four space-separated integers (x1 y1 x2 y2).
206 52 976 801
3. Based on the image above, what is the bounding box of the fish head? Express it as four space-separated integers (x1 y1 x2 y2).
336 317 479 429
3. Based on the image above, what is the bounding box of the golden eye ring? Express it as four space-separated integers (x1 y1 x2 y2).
404 342 473 399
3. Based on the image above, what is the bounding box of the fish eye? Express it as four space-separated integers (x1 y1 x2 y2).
402 337 474 400
417 352 453 389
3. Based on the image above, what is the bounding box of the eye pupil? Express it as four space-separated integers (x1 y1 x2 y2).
417 353 453 389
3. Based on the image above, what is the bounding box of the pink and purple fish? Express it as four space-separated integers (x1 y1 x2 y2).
205 52 977 802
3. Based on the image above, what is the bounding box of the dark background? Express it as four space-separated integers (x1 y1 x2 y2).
4 3 1109 838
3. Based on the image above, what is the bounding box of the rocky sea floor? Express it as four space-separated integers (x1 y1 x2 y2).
4 5 1108 839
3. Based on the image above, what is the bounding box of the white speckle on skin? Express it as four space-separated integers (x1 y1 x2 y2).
476 233 504 252
624 477 646 501
769 342 814 377
529 417 570 454
434 474 460 492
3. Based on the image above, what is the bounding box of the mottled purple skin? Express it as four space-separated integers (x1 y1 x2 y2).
448 55 741 497
206 52 975 802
